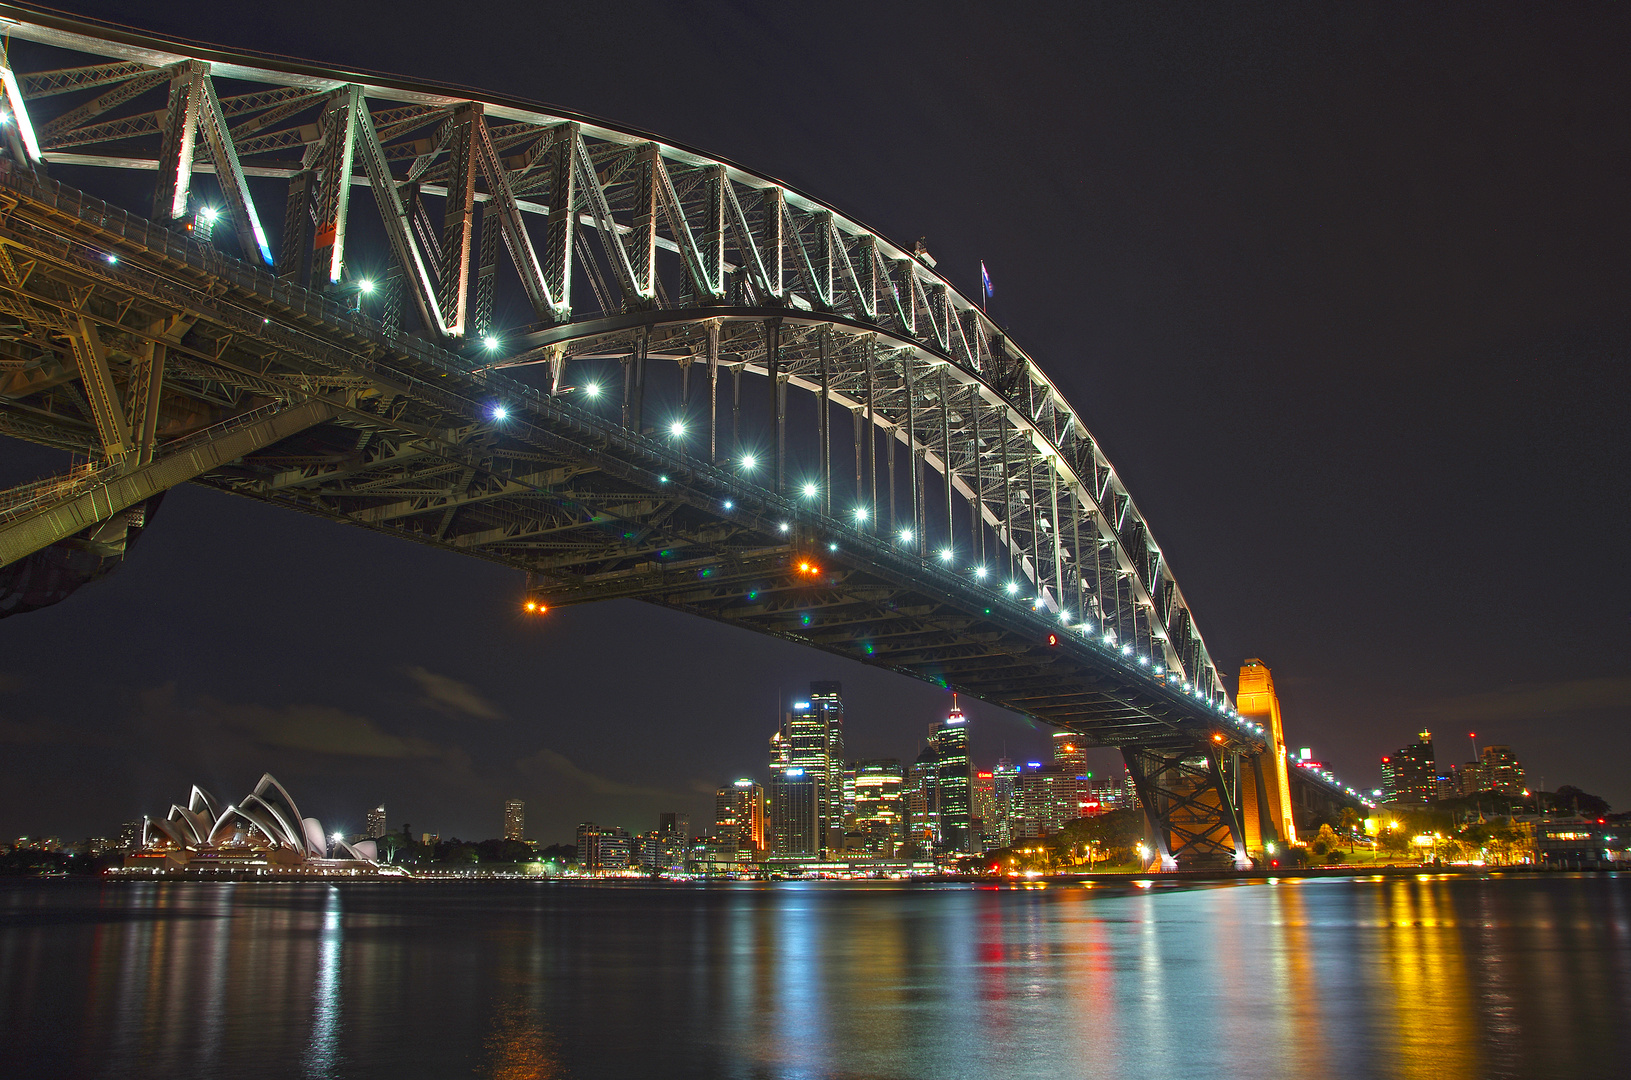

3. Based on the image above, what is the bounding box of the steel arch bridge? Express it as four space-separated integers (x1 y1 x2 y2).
0 4 1296 868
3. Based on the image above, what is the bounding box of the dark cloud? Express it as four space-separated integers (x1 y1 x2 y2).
1416 678 1631 725
407 666 506 722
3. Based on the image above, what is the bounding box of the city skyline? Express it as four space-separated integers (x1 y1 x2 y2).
0 1 1625 845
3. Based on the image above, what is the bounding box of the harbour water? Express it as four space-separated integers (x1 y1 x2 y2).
2 874 1628 1079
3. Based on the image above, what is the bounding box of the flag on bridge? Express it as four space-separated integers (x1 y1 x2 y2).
980 261 993 303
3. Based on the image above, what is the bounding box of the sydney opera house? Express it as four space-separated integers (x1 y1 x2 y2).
121 773 395 877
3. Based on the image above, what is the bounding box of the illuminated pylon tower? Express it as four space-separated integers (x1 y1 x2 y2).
1234 659 1296 848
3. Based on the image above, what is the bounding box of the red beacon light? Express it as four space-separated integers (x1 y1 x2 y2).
1047 633 1059 646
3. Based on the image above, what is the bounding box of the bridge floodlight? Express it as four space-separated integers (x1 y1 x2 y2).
802 482 818 498
899 528 914 544
973 566 987 579
828 542 837 552
106 254 118 265
723 500 733 510
938 548 953 562
582 382 601 398
199 205 220 223
853 506 868 522
1005 581 1019 595
491 405 508 421
357 278 375 295
482 334 500 351
669 420 686 437
1138 655 1150 665
1120 644 1132 655
778 522 789 533
741 454 756 470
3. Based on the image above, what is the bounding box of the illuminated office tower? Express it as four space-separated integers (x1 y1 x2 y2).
775 683 847 856
365 804 388 839
852 759 905 855
1052 732 1089 773
992 757 1019 846
810 681 847 850
770 766 819 857
715 780 766 857
972 770 997 849
576 823 631 873
503 799 524 842
927 696 972 854
1480 745 1525 796
1382 731 1436 805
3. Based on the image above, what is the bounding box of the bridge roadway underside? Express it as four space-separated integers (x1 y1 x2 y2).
0 171 1264 865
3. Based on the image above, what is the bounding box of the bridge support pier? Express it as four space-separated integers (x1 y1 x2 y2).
1123 745 1250 871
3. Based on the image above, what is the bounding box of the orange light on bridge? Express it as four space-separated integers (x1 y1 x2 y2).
796 561 821 576
523 600 548 614
1212 733 1225 743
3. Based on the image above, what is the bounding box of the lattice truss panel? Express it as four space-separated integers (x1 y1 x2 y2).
0 8 1249 747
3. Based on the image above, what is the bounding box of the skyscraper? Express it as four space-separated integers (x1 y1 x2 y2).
927 696 972 854
503 799 524 842
851 759 905 856
769 766 820 858
366 804 388 839
773 683 847 856
1382 731 1436 805
716 780 766 858
992 757 1019 847
810 681 847 850
971 770 997 849
576 823 631 873
1481 745 1525 796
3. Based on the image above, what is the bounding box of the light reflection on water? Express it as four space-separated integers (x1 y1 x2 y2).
1 875 1629 1079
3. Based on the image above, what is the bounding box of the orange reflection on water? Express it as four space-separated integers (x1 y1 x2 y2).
1375 877 1481 1080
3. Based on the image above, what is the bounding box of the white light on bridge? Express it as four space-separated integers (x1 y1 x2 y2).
828 542 838 552
357 277 375 295
778 522 789 533
899 529 914 543
802 483 818 498
491 405 508 421
1005 582 1019 595
741 455 756 470
482 334 500 351
938 549 953 562
853 507 868 522
669 420 686 437
974 566 988 579
723 500 733 510
200 205 220 223
582 382 601 397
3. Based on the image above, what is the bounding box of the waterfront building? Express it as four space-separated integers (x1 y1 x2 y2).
365 804 387 839
658 812 689 840
769 766 820 857
117 821 140 850
638 828 687 874
503 799 524 841
972 770 997 849
127 773 380 874
1381 731 1436 804
715 780 766 858
851 759 905 856
576 823 632 873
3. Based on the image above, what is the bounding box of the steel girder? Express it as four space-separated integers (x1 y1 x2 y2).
1123 745 1251 871
0 10 1274 851
0 4 1233 708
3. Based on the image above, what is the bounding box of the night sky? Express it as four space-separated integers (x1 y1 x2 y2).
2 2 1627 844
